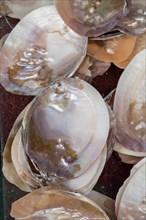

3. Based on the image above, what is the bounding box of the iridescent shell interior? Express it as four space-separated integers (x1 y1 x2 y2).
0 6 87 95
21 78 109 187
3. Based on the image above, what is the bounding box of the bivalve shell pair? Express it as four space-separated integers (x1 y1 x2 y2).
3 78 111 195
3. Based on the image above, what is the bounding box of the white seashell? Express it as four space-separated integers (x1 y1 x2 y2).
113 49 146 152
3 77 110 194
115 157 146 220
0 6 87 95
1 0 53 19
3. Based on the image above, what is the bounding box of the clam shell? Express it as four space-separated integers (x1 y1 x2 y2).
0 6 87 95
1 0 53 19
54 0 129 37
87 34 137 62
22 78 109 182
115 157 146 219
10 187 110 219
113 49 146 152
64 145 107 195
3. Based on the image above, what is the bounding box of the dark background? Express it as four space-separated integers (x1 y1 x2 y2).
0 15 133 220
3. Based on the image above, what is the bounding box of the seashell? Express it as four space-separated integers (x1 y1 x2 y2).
20 77 109 193
0 6 87 95
113 49 146 152
87 34 137 62
54 0 129 37
116 0 146 36
114 31 146 69
115 157 146 219
10 187 110 220
1 0 53 19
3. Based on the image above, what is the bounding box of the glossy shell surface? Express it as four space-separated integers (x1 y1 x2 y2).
21 78 109 190
0 6 87 95
88 34 137 62
54 0 129 37
113 49 146 152
10 187 110 219
116 0 146 36
114 31 146 69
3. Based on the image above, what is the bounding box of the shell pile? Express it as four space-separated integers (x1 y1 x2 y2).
0 1 146 219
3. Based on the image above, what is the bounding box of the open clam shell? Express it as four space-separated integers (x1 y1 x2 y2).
113 49 146 152
54 0 129 37
1 0 53 19
115 157 146 219
10 187 110 220
0 5 87 95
